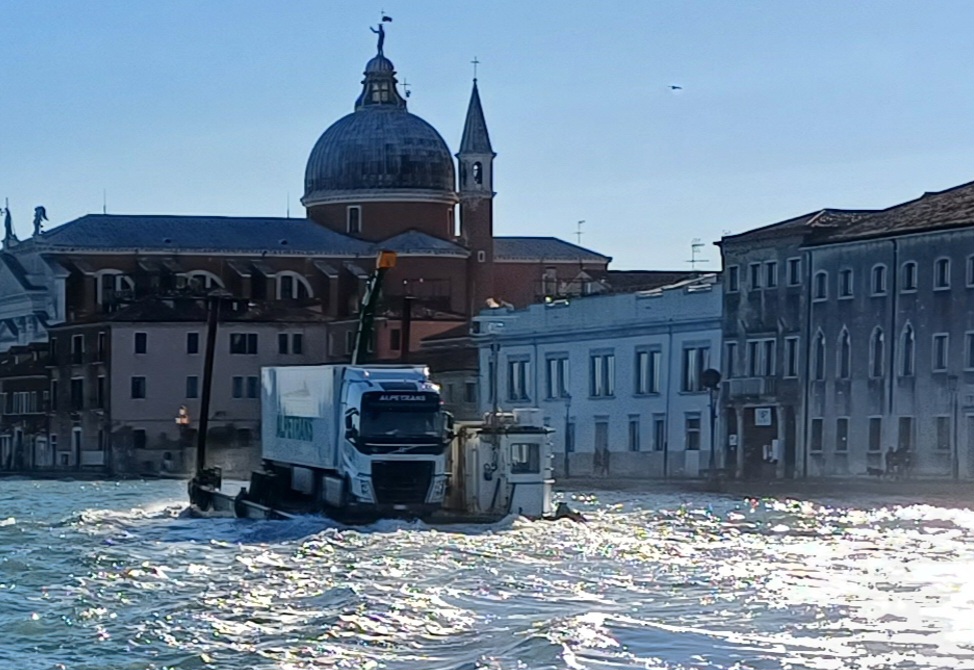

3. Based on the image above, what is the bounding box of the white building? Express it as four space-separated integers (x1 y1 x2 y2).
473 274 722 478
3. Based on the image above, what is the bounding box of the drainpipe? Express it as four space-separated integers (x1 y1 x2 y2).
800 247 813 479
888 240 898 417
662 319 673 479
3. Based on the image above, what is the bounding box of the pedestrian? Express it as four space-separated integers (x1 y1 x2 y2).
885 446 895 478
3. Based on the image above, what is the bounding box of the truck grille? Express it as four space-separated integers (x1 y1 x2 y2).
371 461 433 505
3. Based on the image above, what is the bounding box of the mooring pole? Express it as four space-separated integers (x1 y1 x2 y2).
195 294 221 475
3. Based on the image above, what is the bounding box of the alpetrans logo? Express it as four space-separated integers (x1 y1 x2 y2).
276 415 313 442
376 393 426 402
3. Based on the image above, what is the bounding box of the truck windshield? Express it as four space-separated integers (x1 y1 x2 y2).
360 392 443 440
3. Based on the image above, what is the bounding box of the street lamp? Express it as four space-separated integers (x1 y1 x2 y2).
701 368 722 488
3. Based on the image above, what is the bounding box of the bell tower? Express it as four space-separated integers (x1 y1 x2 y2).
457 78 496 315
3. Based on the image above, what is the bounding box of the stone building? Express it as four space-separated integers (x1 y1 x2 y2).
0 343 50 470
0 31 612 472
474 274 722 479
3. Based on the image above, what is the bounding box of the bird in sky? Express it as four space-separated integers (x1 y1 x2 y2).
669 85 683 90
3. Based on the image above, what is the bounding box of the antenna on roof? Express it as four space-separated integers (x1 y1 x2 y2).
575 220 585 246
687 238 706 270
103 189 107 215
286 192 291 218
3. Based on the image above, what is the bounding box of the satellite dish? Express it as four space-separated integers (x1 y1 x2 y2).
701 368 722 390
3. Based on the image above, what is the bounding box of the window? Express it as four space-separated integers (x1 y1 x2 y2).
247 376 259 398
96 332 107 361
685 414 701 451
936 416 951 451
813 271 828 300
784 337 799 378
186 376 199 399
71 334 84 364
870 328 885 378
70 377 84 410
725 342 737 379
898 417 913 451
746 339 774 377
130 376 146 399
836 418 849 452
653 415 666 452
901 261 917 291
838 329 851 379
814 331 826 381
934 258 950 290
787 257 801 286
545 356 570 399
278 333 289 354
230 333 258 354
628 417 641 452
868 417 882 453
810 418 824 452
765 261 778 288
473 162 483 185
839 269 853 298
96 376 105 409
510 443 540 474
749 263 762 289
465 382 477 404
635 349 661 393
966 332 974 370
589 352 615 397
345 331 355 355
187 332 200 355
681 346 709 392
50 380 58 411
507 359 530 401
477 250 486 263
72 427 83 456
132 429 146 451
872 265 887 295
292 333 303 355
49 337 58 363
187 271 223 291
968 255 974 287
97 271 134 305
347 206 361 234
727 265 740 292
932 333 949 372
278 273 312 300
390 329 401 351
134 332 147 354
900 325 915 377
232 376 244 399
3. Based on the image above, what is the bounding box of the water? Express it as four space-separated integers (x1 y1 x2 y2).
1 480 973 670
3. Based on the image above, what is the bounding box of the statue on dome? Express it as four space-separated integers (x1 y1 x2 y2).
33 206 48 236
371 15 392 56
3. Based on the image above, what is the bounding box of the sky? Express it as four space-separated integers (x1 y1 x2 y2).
4 1 974 270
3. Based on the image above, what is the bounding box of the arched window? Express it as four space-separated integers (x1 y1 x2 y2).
185 271 224 291
814 330 826 380
900 324 915 377
934 257 951 289
871 264 887 295
838 329 851 379
870 327 884 378
277 271 313 300
96 270 135 305
901 261 917 291
473 162 483 185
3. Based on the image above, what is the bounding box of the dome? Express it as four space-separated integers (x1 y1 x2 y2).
303 51 457 206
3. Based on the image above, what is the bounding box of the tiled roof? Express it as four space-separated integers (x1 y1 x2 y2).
494 237 610 262
34 215 374 256
604 270 702 293
719 209 873 246
812 180 974 244
378 230 469 257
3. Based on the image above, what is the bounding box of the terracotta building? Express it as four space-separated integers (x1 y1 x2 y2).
0 34 611 472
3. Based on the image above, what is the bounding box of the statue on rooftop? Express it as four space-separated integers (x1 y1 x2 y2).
371 15 392 56
33 206 47 236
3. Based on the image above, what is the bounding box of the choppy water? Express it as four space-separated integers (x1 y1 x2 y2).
1 480 973 669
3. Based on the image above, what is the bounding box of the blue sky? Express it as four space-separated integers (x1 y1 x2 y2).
3 1 974 270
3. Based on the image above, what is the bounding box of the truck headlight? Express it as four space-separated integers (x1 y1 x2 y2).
428 477 446 502
354 477 375 503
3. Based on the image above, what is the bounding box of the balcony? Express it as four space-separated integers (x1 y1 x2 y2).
725 376 777 398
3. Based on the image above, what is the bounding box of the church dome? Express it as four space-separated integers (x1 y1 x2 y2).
303 49 456 206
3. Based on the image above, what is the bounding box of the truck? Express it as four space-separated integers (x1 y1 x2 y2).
258 363 451 517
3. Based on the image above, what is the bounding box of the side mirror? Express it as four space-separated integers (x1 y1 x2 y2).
443 412 455 440
345 414 354 431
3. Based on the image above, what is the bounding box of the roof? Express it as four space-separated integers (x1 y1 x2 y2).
458 80 494 155
604 270 703 293
378 230 469 257
0 253 43 290
51 297 330 326
719 209 873 246
494 237 610 263
812 180 974 244
33 215 374 255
